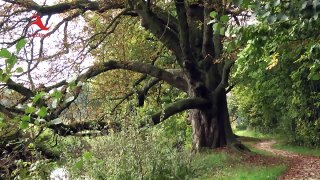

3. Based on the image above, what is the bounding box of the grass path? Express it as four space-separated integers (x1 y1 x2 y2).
254 140 320 180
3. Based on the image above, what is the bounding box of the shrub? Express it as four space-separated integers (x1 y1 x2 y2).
67 126 191 179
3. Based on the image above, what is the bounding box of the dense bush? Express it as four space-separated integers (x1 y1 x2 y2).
67 127 191 179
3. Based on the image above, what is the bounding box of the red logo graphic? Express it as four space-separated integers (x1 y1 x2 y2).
29 13 50 30
27 13 51 38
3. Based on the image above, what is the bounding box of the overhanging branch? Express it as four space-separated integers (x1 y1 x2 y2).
2 0 125 15
150 97 211 125
79 60 187 91
6 78 35 98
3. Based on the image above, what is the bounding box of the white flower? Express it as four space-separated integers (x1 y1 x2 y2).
50 167 70 180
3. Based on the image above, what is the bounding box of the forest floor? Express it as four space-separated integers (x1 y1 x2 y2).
253 140 320 180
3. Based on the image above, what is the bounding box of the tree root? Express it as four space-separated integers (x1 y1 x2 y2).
230 142 252 153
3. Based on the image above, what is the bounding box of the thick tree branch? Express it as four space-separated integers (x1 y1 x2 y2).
175 0 193 62
111 77 162 112
214 60 234 95
202 2 215 59
6 78 35 98
150 97 211 125
152 6 179 33
49 120 108 136
79 60 187 91
0 60 187 128
49 97 210 136
2 0 125 15
137 78 161 106
136 3 183 64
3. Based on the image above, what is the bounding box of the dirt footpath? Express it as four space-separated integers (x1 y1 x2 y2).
254 140 320 180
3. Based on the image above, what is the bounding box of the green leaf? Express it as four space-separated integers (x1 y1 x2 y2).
220 27 226 35
74 160 84 169
213 23 222 35
16 39 27 52
21 115 30 122
6 56 17 71
68 81 77 91
311 74 320 80
33 92 45 103
3 74 11 83
241 0 250 8
220 15 229 23
83 151 93 160
6 56 17 65
210 11 218 18
0 49 11 59
226 41 237 53
37 107 48 118
20 121 29 129
25 106 36 114
16 67 24 73
50 90 63 100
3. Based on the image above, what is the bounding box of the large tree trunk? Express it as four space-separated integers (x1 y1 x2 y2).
134 0 249 152
190 90 237 151
186 65 248 152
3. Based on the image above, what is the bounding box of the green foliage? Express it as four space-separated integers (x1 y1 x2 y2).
25 106 36 114
209 11 217 18
0 38 27 82
0 48 11 58
37 106 48 118
209 14 229 35
235 130 271 139
230 1 320 147
66 127 191 179
16 38 27 52
27 160 58 179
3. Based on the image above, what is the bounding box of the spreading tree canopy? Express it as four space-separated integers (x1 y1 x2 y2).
1 0 318 152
